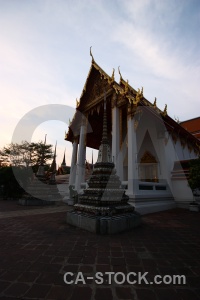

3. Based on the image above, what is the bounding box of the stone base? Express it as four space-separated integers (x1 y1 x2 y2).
189 204 199 212
131 198 176 215
66 211 141 234
19 199 55 206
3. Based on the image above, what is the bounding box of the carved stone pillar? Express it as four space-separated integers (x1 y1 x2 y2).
127 110 138 196
75 118 87 193
112 104 123 180
69 137 78 186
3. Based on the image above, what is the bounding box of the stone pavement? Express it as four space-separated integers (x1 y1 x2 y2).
0 201 200 300
0 203 68 219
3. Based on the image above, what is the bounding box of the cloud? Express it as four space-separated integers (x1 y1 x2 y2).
110 0 200 120
0 0 199 162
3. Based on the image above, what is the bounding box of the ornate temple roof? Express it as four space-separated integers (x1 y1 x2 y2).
65 52 200 154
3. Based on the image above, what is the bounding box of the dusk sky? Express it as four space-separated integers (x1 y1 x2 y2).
0 0 200 166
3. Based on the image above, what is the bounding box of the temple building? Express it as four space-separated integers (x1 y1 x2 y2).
65 53 200 214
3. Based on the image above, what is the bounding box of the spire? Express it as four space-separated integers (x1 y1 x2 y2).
97 90 112 163
102 90 108 144
163 104 167 116
50 141 57 173
36 134 47 179
118 66 122 82
49 142 57 184
41 133 47 166
90 46 94 63
61 148 66 166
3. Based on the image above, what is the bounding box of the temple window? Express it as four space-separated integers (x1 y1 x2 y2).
139 151 159 183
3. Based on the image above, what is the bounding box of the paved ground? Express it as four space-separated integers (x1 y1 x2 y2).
0 200 200 300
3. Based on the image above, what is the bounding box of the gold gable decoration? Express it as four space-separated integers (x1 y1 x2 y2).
153 97 157 108
108 68 115 84
118 66 122 83
90 46 95 63
65 53 200 153
135 87 143 104
76 98 80 108
162 104 167 116
140 151 157 164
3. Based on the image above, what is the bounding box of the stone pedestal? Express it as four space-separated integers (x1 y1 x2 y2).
66 97 141 234
67 210 141 234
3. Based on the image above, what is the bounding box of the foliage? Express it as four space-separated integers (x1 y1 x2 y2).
188 157 200 192
0 141 53 167
0 149 9 167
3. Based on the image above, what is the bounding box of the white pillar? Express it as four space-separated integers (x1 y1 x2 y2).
75 121 86 193
127 115 138 196
69 138 78 186
112 106 123 180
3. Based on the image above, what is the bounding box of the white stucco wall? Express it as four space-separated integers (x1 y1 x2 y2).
129 107 198 205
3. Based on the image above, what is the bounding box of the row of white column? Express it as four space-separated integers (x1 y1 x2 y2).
68 106 138 197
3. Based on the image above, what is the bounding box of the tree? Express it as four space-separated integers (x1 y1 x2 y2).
188 157 200 192
33 142 53 166
0 141 55 200
0 149 9 167
1 141 53 168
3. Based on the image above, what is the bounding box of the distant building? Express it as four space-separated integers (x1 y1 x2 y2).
180 117 200 140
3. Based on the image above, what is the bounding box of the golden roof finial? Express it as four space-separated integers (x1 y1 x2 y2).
135 87 143 104
118 66 122 81
163 104 167 116
125 79 129 93
153 97 157 107
111 68 115 81
90 46 94 63
76 98 80 107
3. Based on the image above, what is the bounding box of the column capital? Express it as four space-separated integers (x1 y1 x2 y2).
127 103 137 119
72 136 79 144
111 93 118 109
81 115 88 126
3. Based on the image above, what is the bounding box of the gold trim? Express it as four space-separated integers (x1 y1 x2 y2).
163 104 167 116
76 98 80 108
153 97 157 108
111 68 115 82
140 151 157 163
118 66 122 82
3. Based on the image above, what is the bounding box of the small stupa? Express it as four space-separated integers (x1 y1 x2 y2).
19 140 61 205
67 94 141 234
49 142 57 185
60 149 68 174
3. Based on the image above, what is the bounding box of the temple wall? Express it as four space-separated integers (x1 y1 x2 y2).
68 104 198 212
125 109 198 211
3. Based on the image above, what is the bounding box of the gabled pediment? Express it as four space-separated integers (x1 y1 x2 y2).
65 57 200 155
77 61 115 113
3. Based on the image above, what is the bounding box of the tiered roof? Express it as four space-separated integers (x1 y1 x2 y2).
65 52 200 155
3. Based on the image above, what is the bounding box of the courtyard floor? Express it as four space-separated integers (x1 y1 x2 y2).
0 200 200 300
